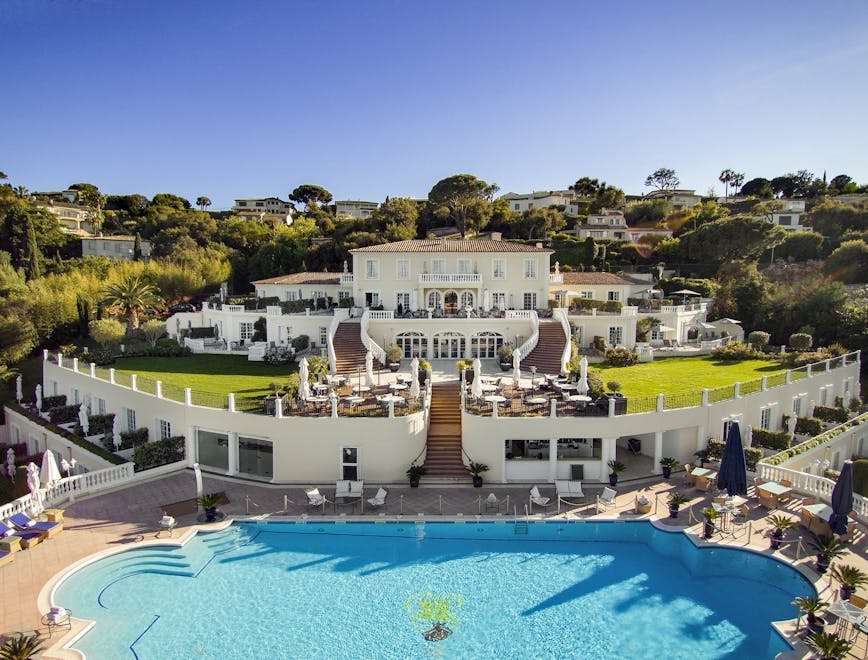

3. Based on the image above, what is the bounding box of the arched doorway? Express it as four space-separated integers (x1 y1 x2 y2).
444 290 458 313
427 291 442 309
471 331 503 358
433 331 464 359
396 331 427 358
460 290 474 309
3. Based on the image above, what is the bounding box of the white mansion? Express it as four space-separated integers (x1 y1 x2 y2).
14 238 861 490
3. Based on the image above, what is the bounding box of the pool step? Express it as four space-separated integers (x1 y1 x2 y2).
514 522 529 535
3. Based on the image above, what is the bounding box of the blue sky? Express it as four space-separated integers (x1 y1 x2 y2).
2 0 867 209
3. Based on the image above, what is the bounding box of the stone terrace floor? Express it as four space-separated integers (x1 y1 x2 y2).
2 469 867 658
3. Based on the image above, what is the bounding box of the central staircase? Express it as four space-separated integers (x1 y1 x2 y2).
332 321 372 374
521 321 567 375
423 383 468 478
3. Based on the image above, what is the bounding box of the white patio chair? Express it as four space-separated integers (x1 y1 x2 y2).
529 486 552 512
367 487 388 508
157 514 176 538
596 487 617 513
305 487 327 507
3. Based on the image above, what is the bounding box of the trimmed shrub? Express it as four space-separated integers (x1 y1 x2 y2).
751 429 791 451
761 413 868 466
747 331 770 350
605 347 637 367
593 336 607 351
813 406 849 424
789 333 813 351
795 416 822 436
89 348 116 366
338 296 355 308
570 298 623 314
119 338 189 358
782 349 831 368
744 447 763 472
119 427 149 450
40 395 67 412
291 334 310 352
710 341 762 361
49 404 80 425
189 326 215 339
86 413 115 436
134 436 185 472
706 438 725 460
252 316 266 342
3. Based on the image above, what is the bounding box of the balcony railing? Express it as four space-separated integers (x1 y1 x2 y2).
549 273 564 284
419 273 481 284
340 273 354 285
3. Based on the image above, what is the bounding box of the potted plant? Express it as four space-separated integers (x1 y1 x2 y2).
406 463 426 488
607 459 626 487
830 564 868 601
497 344 514 371
0 633 44 660
804 630 852 659
811 535 847 574
701 506 719 539
694 448 711 467
467 462 489 488
385 344 403 372
792 595 828 635
659 457 679 479
196 492 223 523
457 360 473 383
418 359 431 387
607 381 623 397
767 514 796 550
667 492 690 518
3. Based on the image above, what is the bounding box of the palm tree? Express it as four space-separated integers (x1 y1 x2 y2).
730 171 745 197
0 632 44 659
103 275 157 330
196 196 212 212
719 169 734 201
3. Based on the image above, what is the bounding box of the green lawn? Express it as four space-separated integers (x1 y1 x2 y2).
113 355 298 397
595 356 783 398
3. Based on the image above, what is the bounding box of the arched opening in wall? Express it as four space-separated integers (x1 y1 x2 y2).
433 331 465 359
460 290 474 309
444 290 458 313
396 331 427 358
427 291 442 309
471 331 503 358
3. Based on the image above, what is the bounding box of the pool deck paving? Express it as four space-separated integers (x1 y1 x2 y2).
2 469 867 659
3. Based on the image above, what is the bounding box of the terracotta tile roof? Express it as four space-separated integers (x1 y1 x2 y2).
559 272 647 286
251 272 342 285
350 239 552 254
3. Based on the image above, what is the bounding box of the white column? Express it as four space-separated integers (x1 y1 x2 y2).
130 374 137 391
550 398 558 418
155 381 163 399
72 358 78 372
653 431 663 474
696 425 706 454
184 387 192 406
548 438 558 481
600 437 616 483
89 363 96 378
227 431 239 476
656 394 664 412
109 368 115 384
734 382 741 398
761 376 768 391
227 393 236 412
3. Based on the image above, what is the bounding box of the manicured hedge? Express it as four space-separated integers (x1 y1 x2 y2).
812 406 849 424
569 299 622 314
40 395 67 412
119 339 190 358
795 417 822 436
134 436 185 472
707 436 767 471
49 404 80 425
605 347 638 367
119 427 149 450
751 429 791 451
760 412 868 466
85 413 115 436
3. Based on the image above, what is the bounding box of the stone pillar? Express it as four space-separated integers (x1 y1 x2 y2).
109 368 115 384
785 370 791 384
330 393 338 418
548 438 558 482
89 363 96 378
72 358 78 372
155 381 163 399
734 382 741 398
696 425 706 454
656 394 664 413
653 431 663 474
57 352 63 366
227 393 236 412
608 398 615 417
492 402 498 419
130 374 137 391
600 437 617 483
701 389 709 406
275 397 283 418
550 398 558 418
43 349 49 361
761 376 767 391
227 431 239 476
806 363 812 377
184 387 192 406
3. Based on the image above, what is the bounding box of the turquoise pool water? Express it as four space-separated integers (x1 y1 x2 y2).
53 521 812 659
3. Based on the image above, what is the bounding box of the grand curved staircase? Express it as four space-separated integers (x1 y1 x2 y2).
521 320 567 375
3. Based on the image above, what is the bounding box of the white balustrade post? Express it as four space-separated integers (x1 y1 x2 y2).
43 349 49 361
701 389 709 406
786 370 792 384
653 431 663 474
806 364 812 377
734 382 741 398
330 393 338 418
656 394 664 412
550 398 557 418
130 374 137 391
57 352 63 366
389 399 395 418
155 381 163 399
275 397 282 418
89 362 96 378
72 357 78 372
184 387 192 406
227 393 236 412
109 368 115 384
492 402 498 419
761 376 767 391
608 398 616 417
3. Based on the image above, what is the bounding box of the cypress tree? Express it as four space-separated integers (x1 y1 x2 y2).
24 216 40 280
133 232 142 261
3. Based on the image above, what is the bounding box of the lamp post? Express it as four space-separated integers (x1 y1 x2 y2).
531 365 537 396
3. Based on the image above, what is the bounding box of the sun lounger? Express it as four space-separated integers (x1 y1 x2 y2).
597 487 617 512
335 480 364 499
529 486 552 512
8 513 62 538
0 549 12 568
555 479 585 501
305 488 327 507
0 520 42 549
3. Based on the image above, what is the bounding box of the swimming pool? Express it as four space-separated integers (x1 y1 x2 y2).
52 520 812 659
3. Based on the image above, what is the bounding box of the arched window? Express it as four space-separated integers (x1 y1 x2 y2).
433 331 465 359
396 331 427 358
427 291 441 309
471 331 503 358
443 290 458 313
460 291 474 308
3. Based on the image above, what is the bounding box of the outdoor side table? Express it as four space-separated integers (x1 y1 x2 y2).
45 509 65 523
42 608 72 637
758 482 793 509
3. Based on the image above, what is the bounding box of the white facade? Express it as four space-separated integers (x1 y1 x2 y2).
81 235 152 261
500 190 574 213
644 189 702 210
252 272 352 305
233 197 293 224
574 210 629 240
37 201 92 235
335 200 378 220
